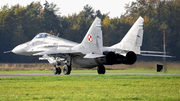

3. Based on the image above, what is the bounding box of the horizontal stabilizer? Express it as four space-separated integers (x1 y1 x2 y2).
141 51 168 54
140 54 174 58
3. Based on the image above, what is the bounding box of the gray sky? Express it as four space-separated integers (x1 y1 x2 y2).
0 0 136 18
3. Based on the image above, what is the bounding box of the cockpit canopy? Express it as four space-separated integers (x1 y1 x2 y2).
32 33 49 40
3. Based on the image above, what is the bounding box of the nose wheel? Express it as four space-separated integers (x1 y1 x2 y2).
53 65 72 75
53 66 61 75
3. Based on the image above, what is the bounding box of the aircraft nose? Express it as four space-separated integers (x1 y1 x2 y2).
12 45 24 55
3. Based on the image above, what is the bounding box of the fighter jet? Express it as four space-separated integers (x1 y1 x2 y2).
5 17 172 75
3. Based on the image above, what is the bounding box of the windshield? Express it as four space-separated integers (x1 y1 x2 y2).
32 33 48 40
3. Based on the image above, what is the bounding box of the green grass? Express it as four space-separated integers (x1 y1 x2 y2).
0 70 52 73
0 68 180 73
0 75 180 101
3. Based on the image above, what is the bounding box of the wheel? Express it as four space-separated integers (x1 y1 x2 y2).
97 65 105 74
53 67 61 75
53 67 58 75
57 67 61 75
63 65 71 75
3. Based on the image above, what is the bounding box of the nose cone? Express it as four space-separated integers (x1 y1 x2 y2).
12 45 25 55
12 46 21 55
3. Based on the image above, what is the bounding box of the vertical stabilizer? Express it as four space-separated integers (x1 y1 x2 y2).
111 16 144 54
72 17 103 55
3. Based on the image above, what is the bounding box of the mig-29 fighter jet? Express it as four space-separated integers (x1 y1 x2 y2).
6 17 172 75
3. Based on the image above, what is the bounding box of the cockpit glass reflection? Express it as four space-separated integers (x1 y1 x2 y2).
32 33 48 40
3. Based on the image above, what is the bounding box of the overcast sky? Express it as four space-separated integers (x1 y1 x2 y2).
0 0 136 18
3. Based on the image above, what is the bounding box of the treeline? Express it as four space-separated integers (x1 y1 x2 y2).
0 0 179 63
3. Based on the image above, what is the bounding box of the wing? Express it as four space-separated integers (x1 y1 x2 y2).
33 48 79 56
33 46 83 59
32 46 83 65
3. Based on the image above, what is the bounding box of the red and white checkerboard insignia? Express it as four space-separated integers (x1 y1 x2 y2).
88 34 92 42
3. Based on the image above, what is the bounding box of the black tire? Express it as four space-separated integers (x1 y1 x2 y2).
53 67 58 75
57 67 61 75
97 65 105 74
63 65 71 75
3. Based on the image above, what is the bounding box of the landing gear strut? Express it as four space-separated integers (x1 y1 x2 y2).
63 65 71 75
53 66 61 75
97 65 105 74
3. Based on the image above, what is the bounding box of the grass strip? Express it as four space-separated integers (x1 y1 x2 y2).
0 75 180 101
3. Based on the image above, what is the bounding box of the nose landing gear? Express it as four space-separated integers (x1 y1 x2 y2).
53 65 72 75
53 66 61 75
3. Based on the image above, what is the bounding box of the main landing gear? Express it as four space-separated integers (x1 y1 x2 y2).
53 65 72 75
97 65 106 74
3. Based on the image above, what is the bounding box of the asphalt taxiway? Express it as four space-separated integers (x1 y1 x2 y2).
0 73 179 78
